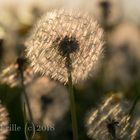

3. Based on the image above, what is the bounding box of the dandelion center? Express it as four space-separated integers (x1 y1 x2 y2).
57 36 79 56
41 95 53 111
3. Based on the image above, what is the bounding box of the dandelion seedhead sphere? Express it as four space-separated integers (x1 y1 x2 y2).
25 9 104 84
0 64 34 87
0 104 9 140
25 77 69 126
86 94 140 140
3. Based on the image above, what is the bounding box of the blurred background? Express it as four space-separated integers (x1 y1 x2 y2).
0 0 140 140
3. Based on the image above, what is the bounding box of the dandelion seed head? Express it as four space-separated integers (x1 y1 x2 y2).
104 22 140 90
85 94 131 140
129 119 140 140
0 104 9 140
0 64 34 87
25 8 104 84
90 0 123 28
25 77 69 126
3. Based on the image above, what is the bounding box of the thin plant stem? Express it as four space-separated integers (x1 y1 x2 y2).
18 58 48 140
17 57 34 140
20 70 34 140
20 68 33 122
23 102 29 140
68 71 79 140
65 54 79 140
128 85 140 117
129 96 139 117
23 102 27 125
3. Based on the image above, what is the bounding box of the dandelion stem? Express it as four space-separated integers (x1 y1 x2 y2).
23 102 29 140
129 96 139 116
68 73 79 140
20 68 33 122
66 54 78 140
17 57 33 140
